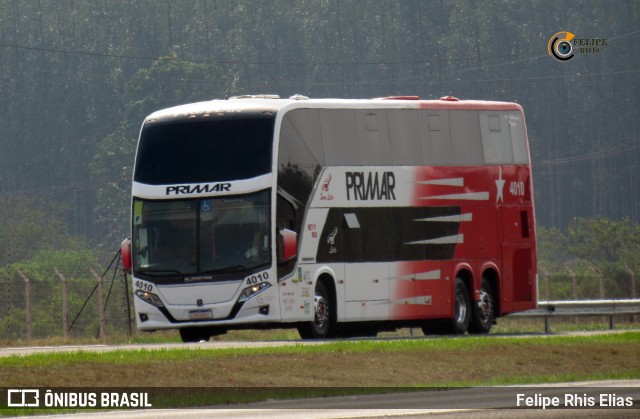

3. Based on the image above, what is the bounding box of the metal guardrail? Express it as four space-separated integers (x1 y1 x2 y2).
506 299 640 333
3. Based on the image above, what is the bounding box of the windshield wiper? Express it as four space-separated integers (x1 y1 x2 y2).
203 261 270 276
138 269 184 277
203 265 248 274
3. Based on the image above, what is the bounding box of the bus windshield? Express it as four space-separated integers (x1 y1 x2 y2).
132 190 271 279
134 114 275 185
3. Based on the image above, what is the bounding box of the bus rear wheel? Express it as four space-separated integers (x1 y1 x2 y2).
421 277 470 335
468 278 494 334
298 281 332 339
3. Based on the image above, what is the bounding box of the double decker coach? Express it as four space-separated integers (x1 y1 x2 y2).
121 94 537 342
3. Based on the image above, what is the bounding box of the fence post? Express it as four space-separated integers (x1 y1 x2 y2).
539 266 551 301
17 270 32 341
54 268 69 338
123 271 133 337
629 268 637 323
90 268 105 339
565 267 578 301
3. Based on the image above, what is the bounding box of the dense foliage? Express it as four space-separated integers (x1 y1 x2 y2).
538 218 640 300
0 1 638 327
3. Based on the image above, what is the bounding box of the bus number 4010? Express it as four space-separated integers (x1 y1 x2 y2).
246 272 269 285
135 281 153 292
509 181 525 196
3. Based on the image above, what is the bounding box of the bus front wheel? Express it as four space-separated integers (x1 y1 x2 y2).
298 281 332 339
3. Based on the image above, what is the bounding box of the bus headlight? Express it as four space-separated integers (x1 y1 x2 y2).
135 289 165 308
238 282 271 303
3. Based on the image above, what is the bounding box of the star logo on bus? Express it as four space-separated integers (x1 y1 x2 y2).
495 167 505 203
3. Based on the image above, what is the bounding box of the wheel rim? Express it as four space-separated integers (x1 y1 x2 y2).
314 295 329 329
454 288 467 325
476 289 493 323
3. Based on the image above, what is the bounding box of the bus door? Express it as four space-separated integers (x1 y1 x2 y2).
500 205 536 313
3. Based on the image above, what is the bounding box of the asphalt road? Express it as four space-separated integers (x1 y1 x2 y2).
0 329 634 358
0 339 326 357
6 380 640 418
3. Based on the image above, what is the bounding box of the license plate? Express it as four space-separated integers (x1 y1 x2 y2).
188 309 213 320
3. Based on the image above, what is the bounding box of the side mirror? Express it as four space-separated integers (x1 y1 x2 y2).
120 238 132 274
278 229 297 264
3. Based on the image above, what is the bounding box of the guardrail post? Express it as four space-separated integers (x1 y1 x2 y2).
54 268 69 338
17 270 32 341
544 317 551 334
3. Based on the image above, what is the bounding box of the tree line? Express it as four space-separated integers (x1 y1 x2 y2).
0 1 638 276
537 218 639 300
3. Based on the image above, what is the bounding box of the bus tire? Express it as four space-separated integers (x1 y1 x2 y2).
451 278 471 334
298 281 332 339
468 278 494 334
421 278 470 335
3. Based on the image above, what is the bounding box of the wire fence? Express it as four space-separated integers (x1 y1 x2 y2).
538 271 638 302
1 253 638 341
0 253 132 341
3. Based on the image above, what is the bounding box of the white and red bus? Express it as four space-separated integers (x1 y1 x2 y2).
121 95 537 342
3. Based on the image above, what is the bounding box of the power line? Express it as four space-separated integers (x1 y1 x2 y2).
0 41 525 67
0 52 637 90
2 23 638 69
1 23 639 89
534 134 640 166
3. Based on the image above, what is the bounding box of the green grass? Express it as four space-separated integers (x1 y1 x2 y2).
2 332 638 378
1 315 637 348
1 330 635 363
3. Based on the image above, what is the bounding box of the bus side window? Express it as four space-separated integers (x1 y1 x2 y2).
276 194 295 231
277 194 297 278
